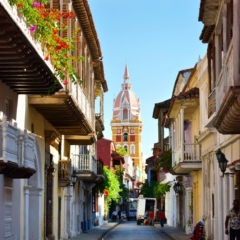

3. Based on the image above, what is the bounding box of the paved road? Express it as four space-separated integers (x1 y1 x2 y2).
103 220 172 240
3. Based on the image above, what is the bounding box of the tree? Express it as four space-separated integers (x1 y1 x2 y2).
140 181 170 200
97 166 122 215
116 146 128 156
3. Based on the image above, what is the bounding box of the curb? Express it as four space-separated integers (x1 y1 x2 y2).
97 221 121 240
154 224 176 240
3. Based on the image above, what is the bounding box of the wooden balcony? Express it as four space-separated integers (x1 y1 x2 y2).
71 153 103 182
0 113 36 178
171 144 202 174
208 89 216 118
58 159 71 187
29 83 95 144
0 0 62 94
214 86 240 134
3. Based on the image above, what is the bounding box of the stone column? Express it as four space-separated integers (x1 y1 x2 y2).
185 187 193 234
180 107 185 162
46 166 55 240
24 186 30 240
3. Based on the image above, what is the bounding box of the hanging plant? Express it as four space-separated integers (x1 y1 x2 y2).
155 149 172 173
9 0 84 94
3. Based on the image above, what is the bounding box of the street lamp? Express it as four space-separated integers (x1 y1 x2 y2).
173 182 182 194
215 149 234 177
71 170 77 185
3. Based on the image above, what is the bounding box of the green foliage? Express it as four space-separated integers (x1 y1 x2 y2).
97 166 122 212
140 181 159 198
9 0 83 94
116 146 128 156
155 150 172 172
140 181 170 200
153 184 170 199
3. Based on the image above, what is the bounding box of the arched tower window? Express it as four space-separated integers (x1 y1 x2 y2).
116 144 121 149
130 144 135 154
123 108 128 120
124 144 128 153
123 133 128 141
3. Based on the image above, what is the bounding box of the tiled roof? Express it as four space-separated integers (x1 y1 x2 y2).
176 87 199 101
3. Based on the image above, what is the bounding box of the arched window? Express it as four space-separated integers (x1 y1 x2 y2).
130 144 135 154
123 133 128 141
123 108 128 120
116 144 121 149
124 144 128 153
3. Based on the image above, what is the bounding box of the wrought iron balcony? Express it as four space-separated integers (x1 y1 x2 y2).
71 153 103 182
0 113 36 178
58 159 71 187
171 144 202 174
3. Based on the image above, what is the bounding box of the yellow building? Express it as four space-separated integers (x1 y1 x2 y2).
111 65 145 184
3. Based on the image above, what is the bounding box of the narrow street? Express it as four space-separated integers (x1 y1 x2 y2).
103 221 171 240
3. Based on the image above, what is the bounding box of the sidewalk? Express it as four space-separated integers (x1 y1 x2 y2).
155 224 191 240
68 220 120 240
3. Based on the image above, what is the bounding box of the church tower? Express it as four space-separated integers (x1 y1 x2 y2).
111 65 143 168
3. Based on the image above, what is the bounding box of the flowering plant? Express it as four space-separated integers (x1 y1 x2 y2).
9 0 84 94
154 149 172 173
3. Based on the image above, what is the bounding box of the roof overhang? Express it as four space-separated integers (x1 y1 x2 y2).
72 0 107 92
198 0 220 43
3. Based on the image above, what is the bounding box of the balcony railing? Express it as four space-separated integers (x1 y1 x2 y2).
0 113 36 178
71 153 97 173
58 159 71 187
182 144 201 162
70 82 93 127
208 89 216 118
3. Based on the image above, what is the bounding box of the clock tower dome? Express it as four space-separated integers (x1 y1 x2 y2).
111 65 143 168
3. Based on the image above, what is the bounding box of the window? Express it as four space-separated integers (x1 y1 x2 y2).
123 109 128 120
116 135 121 142
116 144 121 149
130 144 135 154
123 133 128 141
124 145 128 152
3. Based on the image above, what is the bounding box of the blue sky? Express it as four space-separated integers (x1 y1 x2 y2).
88 0 207 158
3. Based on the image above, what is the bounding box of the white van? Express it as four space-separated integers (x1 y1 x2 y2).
136 195 157 225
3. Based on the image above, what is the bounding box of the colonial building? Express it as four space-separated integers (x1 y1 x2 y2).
198 1 240 239
111 65 145 193
0 0 107 239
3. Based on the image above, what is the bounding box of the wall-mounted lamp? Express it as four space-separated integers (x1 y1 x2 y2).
216 149 234 177
71 170 77 185
173 182 182 194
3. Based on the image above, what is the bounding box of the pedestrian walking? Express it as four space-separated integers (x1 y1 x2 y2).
148 208 154 226
112 210 117 222
225 199 240 240
160 210 166 227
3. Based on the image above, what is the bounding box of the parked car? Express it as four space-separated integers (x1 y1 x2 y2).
121 211 126 219
127 209 137 220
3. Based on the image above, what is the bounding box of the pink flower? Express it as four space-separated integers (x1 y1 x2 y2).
62 80 68 85
30 26 37 31
32 2 41 8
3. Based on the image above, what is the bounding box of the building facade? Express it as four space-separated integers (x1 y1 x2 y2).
0 0 107 239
